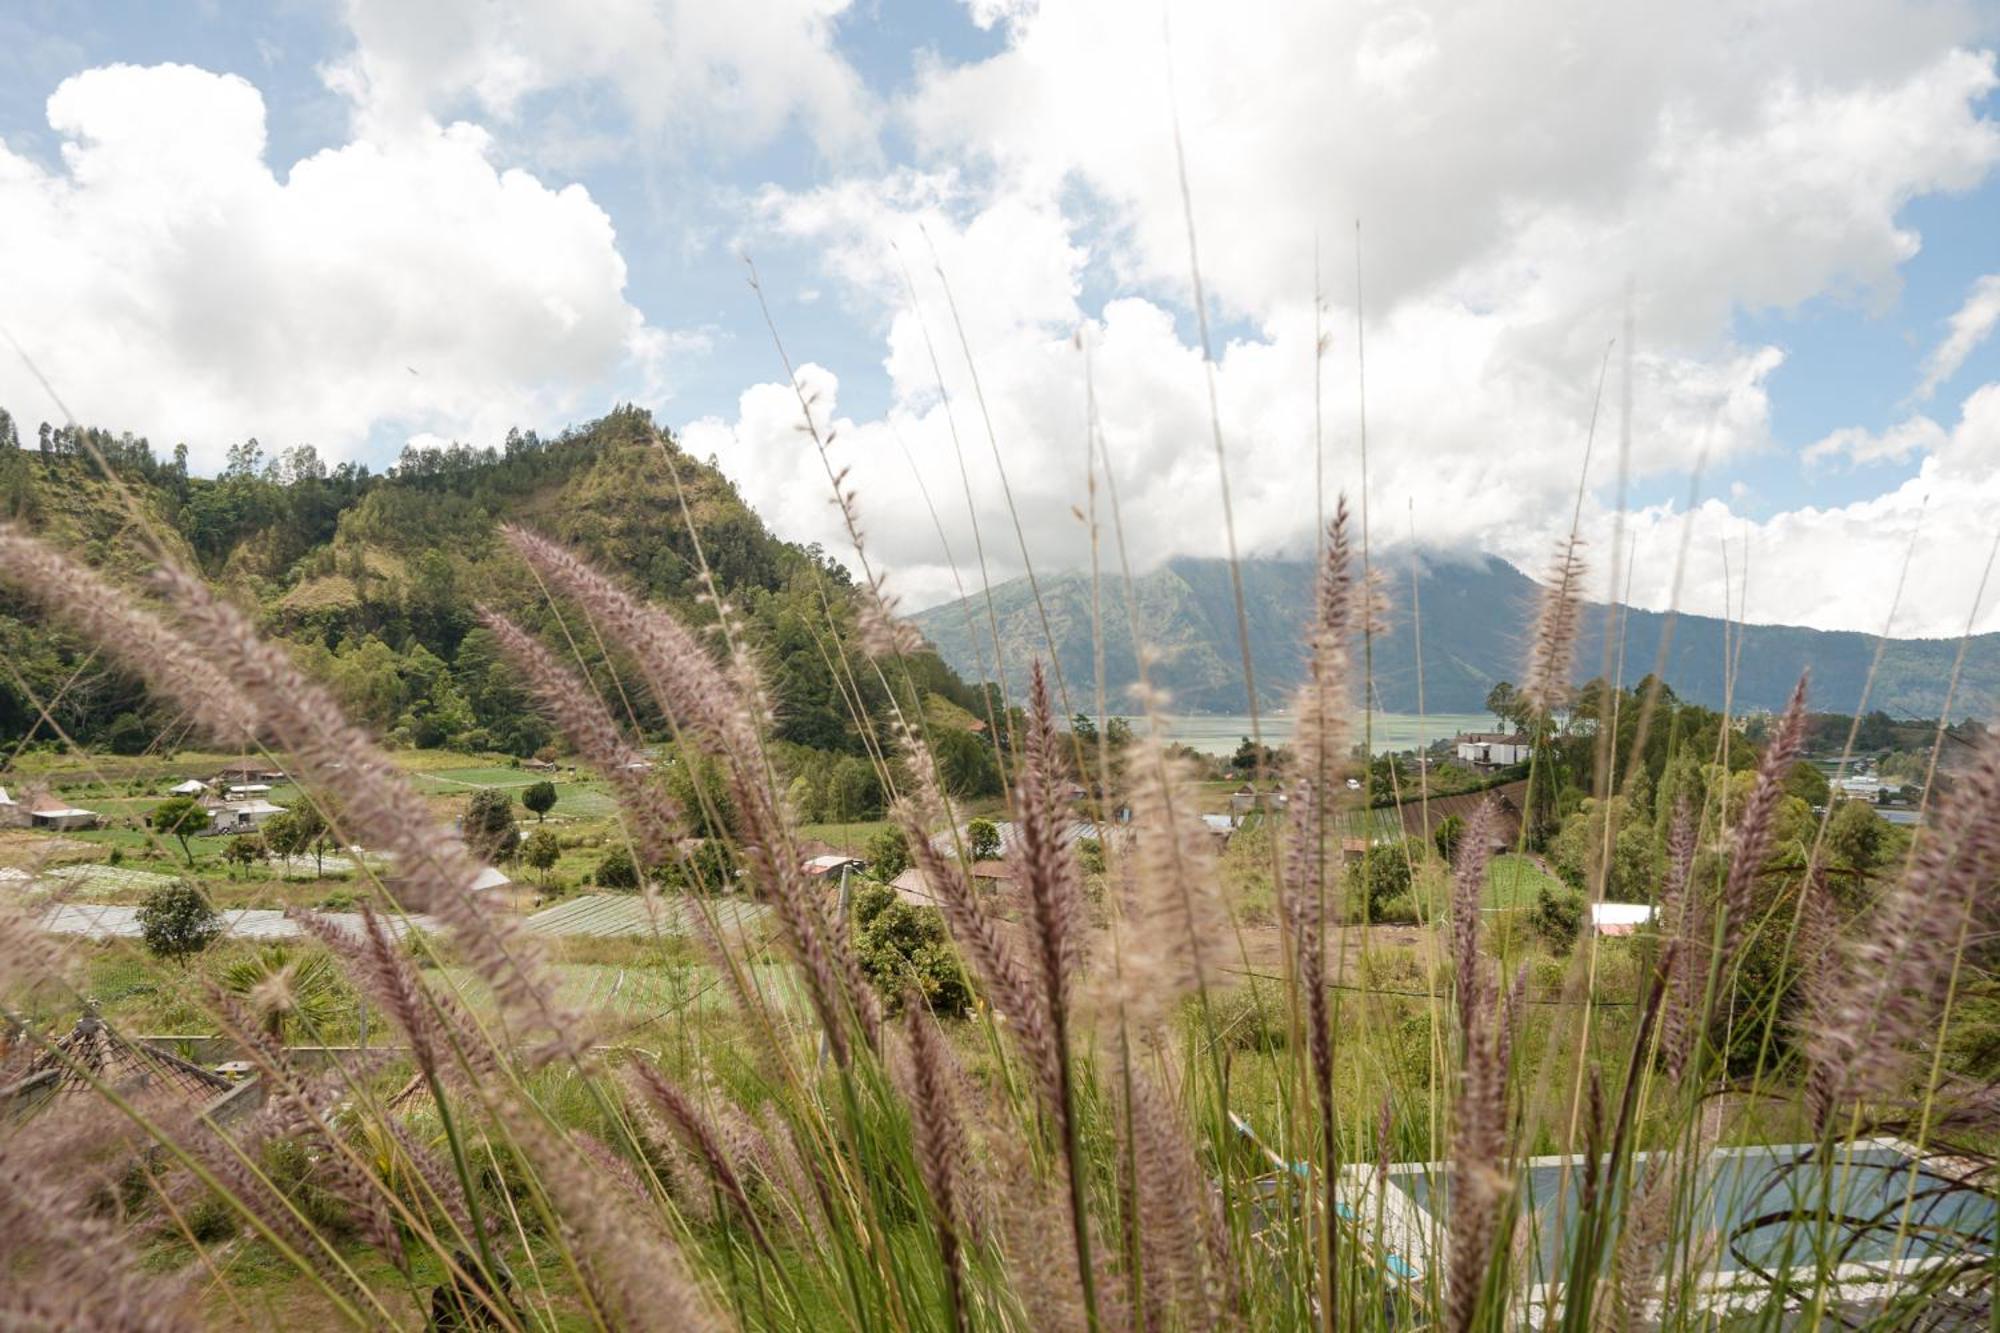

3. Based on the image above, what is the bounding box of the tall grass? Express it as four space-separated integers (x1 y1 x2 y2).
1 409 1997 1330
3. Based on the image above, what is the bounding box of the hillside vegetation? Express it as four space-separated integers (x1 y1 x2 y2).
0 405 1001 814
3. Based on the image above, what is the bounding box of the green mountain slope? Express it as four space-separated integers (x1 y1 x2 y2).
910 553 2000 719
0 406 993 774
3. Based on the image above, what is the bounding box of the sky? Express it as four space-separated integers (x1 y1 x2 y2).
2 1 1999 640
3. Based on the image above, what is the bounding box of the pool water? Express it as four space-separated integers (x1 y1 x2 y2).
1394 1143 1995 1283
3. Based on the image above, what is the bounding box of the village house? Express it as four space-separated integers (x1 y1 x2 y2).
213 760 287 786
201 795 287 835
1228 786 1288 823
168 778 210 797
1454 732 1533 769
27 794 100 831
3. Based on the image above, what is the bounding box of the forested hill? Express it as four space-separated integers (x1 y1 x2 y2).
909 552 2000 719
0 406 996 798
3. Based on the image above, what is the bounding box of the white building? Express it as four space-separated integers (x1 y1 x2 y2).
1590 902 1657 936
1455 732 1533 768
168 779 210 797
203 799 287 835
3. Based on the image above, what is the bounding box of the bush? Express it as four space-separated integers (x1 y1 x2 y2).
966 818 1002 862
867 826 910 881
595 845 639 890
1529 884 1584 955
851 882 971 1017
105 711 149 755
1346 842 1417 920
137 881 222 966
1075 837 1106 875
464 789 520 863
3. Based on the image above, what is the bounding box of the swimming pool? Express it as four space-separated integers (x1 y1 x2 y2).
1364 1138 1995 1314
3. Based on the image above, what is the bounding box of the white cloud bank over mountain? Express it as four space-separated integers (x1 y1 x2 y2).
685 1 2000 636
2 1 1997 639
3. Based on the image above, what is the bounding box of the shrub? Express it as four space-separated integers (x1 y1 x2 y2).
966 818 1002 862
595 845 639 890
1346 841 1416 920
464 788 520 863
137 881 222 967
1075 836 1106 875
851 882 970 1017
1529 884 1584 955
867 826 910 881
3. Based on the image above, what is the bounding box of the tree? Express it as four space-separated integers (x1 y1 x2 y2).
464 789 519 863
966 818 1002 862
223 834 267 878
150 796 211 866
868 826 911 881
521 780 558 823
138 881 222 967
291 802 331 878
1826 799 1887 876
521 828 561 884
1485 681 1522 732
262 810 305 871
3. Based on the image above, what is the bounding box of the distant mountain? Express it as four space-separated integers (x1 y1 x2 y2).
908 553 2000 719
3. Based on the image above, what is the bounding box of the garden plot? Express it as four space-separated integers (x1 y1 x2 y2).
525 893 770 938
39 903 440 940
32 863 179 895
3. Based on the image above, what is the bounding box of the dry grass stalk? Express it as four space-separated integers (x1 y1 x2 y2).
1522 534 1587 718
1808 731 2000 1114
1013 660 1088 1125
1657 799 1701 1083
905 1004 973 1328
1127 1072 1239 1330
1117 739 1228 1029
628 1063 772 1254
1717 674 1808 967
1447 812 1511 1333
488 1092 722 1333
0 1128 197 1333
507 525 875 1061
502 524 745 750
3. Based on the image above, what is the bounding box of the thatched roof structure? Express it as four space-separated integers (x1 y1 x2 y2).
1 1006 232 1112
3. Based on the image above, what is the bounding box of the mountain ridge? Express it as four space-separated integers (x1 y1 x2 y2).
909 552 2000 719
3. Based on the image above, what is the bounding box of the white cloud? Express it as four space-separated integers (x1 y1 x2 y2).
1802 415 1949 467
1915 272 2000 399
1613 381 2000 637
697 2 2000 635
324 0 878 160
0 63 667 470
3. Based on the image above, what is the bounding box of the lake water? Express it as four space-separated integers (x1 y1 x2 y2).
1121 712 1493 756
